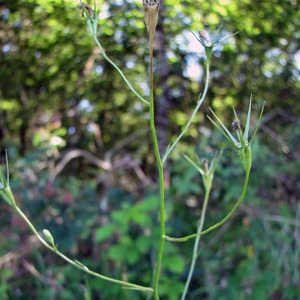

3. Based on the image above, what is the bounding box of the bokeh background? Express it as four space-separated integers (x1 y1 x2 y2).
0 0 299 299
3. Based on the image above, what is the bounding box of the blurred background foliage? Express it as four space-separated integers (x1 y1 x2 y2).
0 0 299 299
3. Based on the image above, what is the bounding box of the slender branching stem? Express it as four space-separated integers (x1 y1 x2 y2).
92 35 149 106
10 201 152 292
148 32 165 300
181 181 212 299
162 58 211 163
164 166 251 242
0 4 264 300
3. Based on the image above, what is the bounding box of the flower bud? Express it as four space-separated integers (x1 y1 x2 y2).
143 0 160 38
199 30 212 47
232 120 240 131
43 229 55 247
79 3 94 18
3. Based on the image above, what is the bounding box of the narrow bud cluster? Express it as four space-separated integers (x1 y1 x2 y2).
143 0 160 38
199 30 212 47
202 158 209 173
232 120 240 131
79 3 94 18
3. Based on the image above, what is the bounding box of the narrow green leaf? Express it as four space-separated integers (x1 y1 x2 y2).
250 103 265 144
244 96 252 142
209 108 238 145
95 224 115 242
207 115 237 147
183 154 204 175
232 106 247 148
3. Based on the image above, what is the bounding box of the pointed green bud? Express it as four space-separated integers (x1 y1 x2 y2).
43 229 56 250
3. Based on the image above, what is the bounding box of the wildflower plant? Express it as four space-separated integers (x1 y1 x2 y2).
0 1 265 299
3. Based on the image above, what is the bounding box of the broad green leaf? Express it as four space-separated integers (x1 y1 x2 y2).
95 224 115 242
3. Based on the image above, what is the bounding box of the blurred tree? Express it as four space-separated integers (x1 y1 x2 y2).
1 0 299 158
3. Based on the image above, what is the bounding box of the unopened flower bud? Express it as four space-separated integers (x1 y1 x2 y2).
202 158 209 173
143 0 160 38
199 30 212 46
43 229 55 247
79 3 94 18
232 120 240 131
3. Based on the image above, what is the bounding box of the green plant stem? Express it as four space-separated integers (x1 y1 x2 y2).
293 201 300 284
11 203 152 292
91 35 149 106
148 34 165 300
164 166 251 242
162 58 211 163
181 182 212 300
